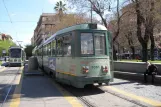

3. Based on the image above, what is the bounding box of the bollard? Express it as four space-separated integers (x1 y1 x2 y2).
25 56 44 76
28 56 38 71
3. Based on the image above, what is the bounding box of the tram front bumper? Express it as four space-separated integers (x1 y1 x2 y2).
72 76 111 88
9 63 22 67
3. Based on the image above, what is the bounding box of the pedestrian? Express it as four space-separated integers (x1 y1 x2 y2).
144 61 158 84
4 57 6 62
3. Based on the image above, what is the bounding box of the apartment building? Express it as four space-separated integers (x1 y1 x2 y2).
33 13 59 46
31 36 34 45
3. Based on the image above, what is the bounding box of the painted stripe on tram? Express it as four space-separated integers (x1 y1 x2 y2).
57 70 76 76
10 67 24 107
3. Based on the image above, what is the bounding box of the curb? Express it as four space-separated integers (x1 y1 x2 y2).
114 71 161 85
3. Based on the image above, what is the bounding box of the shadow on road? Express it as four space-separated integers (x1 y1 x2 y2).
110 81 136 86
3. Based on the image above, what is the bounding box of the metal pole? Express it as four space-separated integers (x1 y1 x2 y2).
91 3 92 23
17 41 22 48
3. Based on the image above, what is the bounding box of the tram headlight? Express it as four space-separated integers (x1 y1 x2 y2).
82 66 89 73
102 66 108 73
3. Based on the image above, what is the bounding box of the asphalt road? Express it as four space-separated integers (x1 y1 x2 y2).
109 78 161 103
0 65 161 107
0 67 22 107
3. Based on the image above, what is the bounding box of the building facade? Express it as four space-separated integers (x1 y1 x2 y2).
31 36 34 46
32 13 59 46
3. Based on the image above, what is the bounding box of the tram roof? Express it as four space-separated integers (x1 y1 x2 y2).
9 46 22 49
32 46 37 53
55 23 107 35
42 23 107 46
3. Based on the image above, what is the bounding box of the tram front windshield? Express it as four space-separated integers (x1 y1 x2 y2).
10 49 21 58
81 33 106 55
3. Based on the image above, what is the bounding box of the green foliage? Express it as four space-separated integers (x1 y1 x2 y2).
54 1 67 12
24 44 35 59
119 60 161 63
0 40 16 56
54 0 67 21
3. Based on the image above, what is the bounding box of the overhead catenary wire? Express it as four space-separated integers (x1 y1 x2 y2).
2 0 12 23
1 0 21 46
0 21 37 23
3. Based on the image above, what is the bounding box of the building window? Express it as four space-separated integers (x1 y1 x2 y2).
42 25 45 29
42 17 46 21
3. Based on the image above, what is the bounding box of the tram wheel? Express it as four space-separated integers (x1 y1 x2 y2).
106 82 110 85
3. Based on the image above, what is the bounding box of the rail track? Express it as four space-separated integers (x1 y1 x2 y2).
0 67 22 107
100 86 146 107
58 82 147 107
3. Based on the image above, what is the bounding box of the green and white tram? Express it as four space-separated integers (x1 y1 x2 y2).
36 23 113 88
8 46 26 66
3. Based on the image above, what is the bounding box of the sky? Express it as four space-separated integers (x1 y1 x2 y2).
0 0 122 47
0 0 61 47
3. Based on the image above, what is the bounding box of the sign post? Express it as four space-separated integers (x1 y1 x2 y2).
2 49 6 56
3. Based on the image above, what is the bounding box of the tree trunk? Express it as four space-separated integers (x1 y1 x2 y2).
130 46 135 59
150 29 155 61
123 47 125 53
135 0 149 62
149 0 155 61
113 45 117 60
142 43 148 62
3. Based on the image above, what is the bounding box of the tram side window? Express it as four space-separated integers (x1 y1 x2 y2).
38 49 42 56
52 40 56 56
47 43 51 56
40 48 42 56
43 45 47 56
63 35 72 56
43 47 45 56
57 39 63 56
36 50 37 56
45 45 48 56
35 50 39 56
22 50 24 60
38 49 40 56
81 33 94 55
39 48 42 56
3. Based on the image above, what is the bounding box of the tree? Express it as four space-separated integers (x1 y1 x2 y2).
149 0 161 60
54 1 67 20
24 45 35 59
131 0 161 61
66 0 128 60
6 35 13 40
119 5 141 59
52 13 94 33
0 40 16 56
1 34 8 41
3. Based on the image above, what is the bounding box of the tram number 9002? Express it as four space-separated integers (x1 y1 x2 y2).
91 66 99 69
